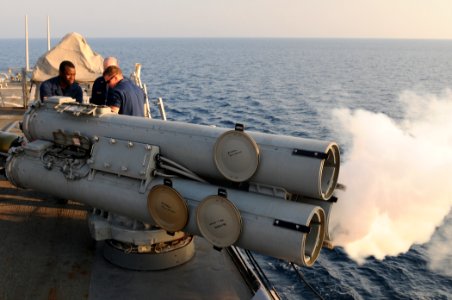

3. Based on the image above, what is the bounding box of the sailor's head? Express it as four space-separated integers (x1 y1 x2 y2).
58 60 76 86
103 57 118 70
103 65 123 88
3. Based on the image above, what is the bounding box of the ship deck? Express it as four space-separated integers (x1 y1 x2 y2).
0 109 255 300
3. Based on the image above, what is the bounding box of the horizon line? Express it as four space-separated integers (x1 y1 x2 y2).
2 36 452 41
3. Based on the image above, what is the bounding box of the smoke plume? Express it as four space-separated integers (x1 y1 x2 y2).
329 90 452 267
426 212 452 277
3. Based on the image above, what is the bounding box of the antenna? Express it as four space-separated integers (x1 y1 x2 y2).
47 16 51 50
25 15 29 72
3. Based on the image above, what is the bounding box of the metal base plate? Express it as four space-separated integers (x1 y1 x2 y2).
102 237 195 271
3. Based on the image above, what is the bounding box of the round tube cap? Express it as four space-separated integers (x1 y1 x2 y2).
213 130 260 182
196 195 242 248
147 184 188 232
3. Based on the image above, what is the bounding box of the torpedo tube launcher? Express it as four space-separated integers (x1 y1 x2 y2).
4 97 340 266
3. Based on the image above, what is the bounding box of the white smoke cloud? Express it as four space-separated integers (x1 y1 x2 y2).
329 89 452 265
426 213 452 277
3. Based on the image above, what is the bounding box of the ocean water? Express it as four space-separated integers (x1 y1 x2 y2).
1 38 452 299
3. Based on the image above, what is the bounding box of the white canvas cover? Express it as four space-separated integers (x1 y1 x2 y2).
31 32 104 83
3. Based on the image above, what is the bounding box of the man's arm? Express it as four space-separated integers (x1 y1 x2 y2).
106 89 122 114
39 81 52 101
109 106 120 113
74 85 84 103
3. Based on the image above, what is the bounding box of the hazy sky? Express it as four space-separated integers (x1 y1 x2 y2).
1 0 452 39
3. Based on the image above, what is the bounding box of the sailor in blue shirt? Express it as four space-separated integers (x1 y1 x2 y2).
89 77 107 105
90 57 118 105
103 66 145 117
40 60 83 103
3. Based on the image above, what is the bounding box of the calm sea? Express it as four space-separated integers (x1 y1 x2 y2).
1 38 451 299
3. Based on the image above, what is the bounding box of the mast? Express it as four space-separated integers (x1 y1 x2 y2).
47 16 51 50
25 15 29 72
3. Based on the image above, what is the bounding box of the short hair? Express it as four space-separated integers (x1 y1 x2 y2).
103 57 118 69
59 60 76 73
103 65 122 77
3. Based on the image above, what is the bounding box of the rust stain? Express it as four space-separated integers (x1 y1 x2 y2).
48 287 57 300
68 262 90 279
